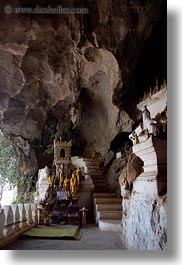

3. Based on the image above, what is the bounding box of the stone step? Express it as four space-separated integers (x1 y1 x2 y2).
94 184 108 189
92 180 107 184
86 161 99 163
93 193 116 198
97 204 121 211
87 167 101 170
92 177 106 181
94 188 109 193
88 170 104 174
89 172 104 176
91 174 105 178
93 182 106 187
86 165 100 168
94 186 108 190
92 176 105 180
89 172 104 175
91 177 106 181
91 176 106 180
95 197 122 204
87 165 103 168
85 161 101 165
87 167 102 170
84 158 100 160
93 181 108 187
98 210 122 220
90 171 103 174
86 165 101 168
92 179 106 184
98 219 122 232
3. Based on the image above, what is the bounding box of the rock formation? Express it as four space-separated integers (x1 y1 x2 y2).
119 153 143 198
0 0 166 183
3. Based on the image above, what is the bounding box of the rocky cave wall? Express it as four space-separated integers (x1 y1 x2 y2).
0 0 166 185
121 182 167 250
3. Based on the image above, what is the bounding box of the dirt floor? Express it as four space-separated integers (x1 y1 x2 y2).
3 224 127 250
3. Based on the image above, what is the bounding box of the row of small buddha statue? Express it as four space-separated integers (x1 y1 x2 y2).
48 167 84 198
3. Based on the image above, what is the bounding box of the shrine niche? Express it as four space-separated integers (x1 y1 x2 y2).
54 138 72 166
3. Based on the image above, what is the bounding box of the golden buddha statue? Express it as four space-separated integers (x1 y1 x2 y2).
48 175 53 186
75 167 81 186
63 177 70 191
132 132 139 145
59 164 64 187
70 173 77 197
133 134 139 145
59 172 64 187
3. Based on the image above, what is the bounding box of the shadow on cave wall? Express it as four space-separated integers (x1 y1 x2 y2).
113 1 167 119
110 132 132 153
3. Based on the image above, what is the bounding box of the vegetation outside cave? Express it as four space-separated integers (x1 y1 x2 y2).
0 131 35 205
0 130 17 204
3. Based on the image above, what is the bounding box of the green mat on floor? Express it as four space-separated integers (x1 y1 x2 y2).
23 227 81 240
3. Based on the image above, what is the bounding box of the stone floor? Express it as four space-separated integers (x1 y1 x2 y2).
3 224 127 250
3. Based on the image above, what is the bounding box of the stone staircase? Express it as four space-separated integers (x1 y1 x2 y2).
84 158 122 232
85 159 108 192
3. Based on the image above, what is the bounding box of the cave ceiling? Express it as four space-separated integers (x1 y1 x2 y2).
0 0 166 176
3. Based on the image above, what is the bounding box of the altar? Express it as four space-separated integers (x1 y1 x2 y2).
38 196 80 226
35 137 93 226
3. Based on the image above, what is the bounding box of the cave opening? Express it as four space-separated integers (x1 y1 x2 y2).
110 132 132 154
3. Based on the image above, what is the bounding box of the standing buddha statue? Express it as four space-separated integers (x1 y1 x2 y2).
48 175 53 186
63 176 70 191
59 164 64 187
75 168 81 189
70 173 77 197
